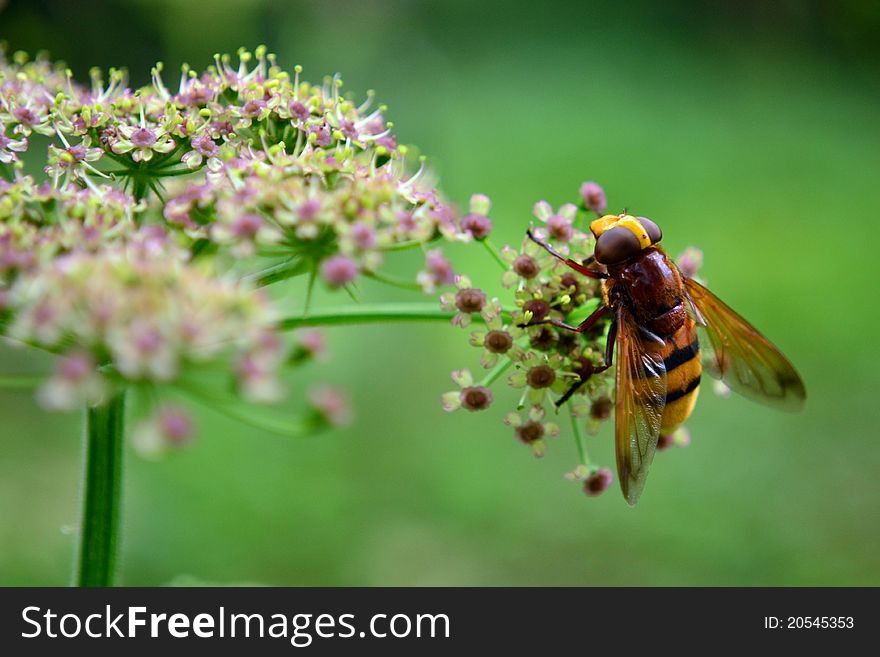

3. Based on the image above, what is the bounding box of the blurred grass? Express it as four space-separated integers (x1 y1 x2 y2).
1 0 878 586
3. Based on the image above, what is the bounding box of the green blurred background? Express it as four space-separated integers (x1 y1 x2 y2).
2 0 879 586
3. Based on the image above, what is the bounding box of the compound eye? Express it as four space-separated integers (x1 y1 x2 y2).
637 216 662 244
594 226 641 265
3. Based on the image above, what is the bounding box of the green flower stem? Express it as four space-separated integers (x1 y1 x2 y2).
77 389 126 587
378 239 432 252
100 148 137 170
570 405 592 467
175 381 323 438
481 239 508 271
248 258 309 287
148 179 166 203
479 358 513 387
149 140 188 168
363 270 423 292
149 167 197 178
302 262 318 315
279 303 513 330
0 375 44 390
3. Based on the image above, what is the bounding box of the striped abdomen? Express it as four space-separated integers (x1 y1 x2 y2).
658 316 701 432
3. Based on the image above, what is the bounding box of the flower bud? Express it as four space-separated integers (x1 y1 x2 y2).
461 213 492 240
676 246 704 279
455 287 486 314
590 396 612 420
529 326 558 351
579 181 607 214
526 365 555 389
309 385 352 427
584 468 613 496
468 193 491 216
516 420 545 445
513 254 540 279
547 214 574 241
460 385 493 411
158 407 195 445
522 299 550 322
320 255 358 287
485 329 513 354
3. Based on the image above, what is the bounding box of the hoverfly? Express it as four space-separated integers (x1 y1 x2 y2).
524 213 806 505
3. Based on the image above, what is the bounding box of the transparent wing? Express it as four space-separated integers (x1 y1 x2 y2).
615 308 667 506
683 277 806 412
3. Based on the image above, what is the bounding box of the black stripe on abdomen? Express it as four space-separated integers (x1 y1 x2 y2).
665 375 701 404
663 337 699 372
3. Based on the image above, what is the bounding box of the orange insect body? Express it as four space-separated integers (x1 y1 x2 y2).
527 213 806 505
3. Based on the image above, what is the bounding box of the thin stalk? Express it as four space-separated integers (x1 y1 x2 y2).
148 178 166 203
302 262 318 315
279 303 513 330
149 167 198 178
101 149 138 170
342 283 361 303
148 139 187 169
481 239 508 271
363 270 423 292
0 375 44 390
378 237 438 252
570 405 591 467
246 258 309 287
77 389 126 587
479 358 514 387
174 381 321 438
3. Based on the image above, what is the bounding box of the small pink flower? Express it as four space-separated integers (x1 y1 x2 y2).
0 132 28 163
350 222 376 249
309 124 332 147
441 369 493 413
461 214 492 240
309 385 352 427
295 330 327 361
289 101 309 121
130 127 157 148
417 249 455 293
583 468 614 496
242 99 267 118
158 407 195 444
440 276 486 328
676 247 704 279
579 181 607 214
58 352 93 382
460 193 493 240
298 199 322 221
532 200 577 243
230 213 263 239
320 255 358 287
13 106 40 126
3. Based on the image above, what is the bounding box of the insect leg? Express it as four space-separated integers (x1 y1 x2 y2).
594 318 617 374
519 303 609 331
554 317 618 408
555 379 586 407
526 229 608 279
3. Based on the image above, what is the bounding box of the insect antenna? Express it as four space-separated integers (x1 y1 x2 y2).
525 228 607 279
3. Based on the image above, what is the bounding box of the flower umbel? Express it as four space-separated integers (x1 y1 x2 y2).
1 45 513 587
0 47 493 435
440 181 701 499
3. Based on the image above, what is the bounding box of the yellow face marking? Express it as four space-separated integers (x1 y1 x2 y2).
590 214 652 249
